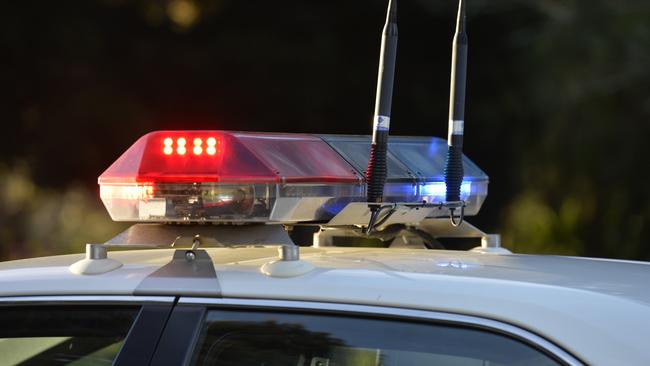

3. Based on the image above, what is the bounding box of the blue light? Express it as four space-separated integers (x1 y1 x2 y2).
420 181 471 200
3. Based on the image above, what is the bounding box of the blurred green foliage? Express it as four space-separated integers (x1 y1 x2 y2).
0 0 649 261
500 0 650 259
0 165 127 260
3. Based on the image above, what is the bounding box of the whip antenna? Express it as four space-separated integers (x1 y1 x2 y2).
444 0 468 226
365 0 398 232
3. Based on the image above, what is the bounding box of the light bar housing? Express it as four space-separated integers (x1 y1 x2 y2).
99 131 488 223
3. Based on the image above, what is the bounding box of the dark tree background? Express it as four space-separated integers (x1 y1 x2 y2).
1 0 649 260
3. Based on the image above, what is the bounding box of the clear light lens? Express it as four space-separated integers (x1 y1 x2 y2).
163 137 173 146
163 146 173 155
100 182 364 222
177 138 186 147
193 145 203 155
206 146 216 155
100 184 154 200
207 137 217 146
177 146 186 155
193 138 202 146
420 181 472 199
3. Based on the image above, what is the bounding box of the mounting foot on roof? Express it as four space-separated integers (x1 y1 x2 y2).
69 244 123 275
260 245 315 278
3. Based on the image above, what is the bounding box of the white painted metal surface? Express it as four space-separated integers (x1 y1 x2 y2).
1 247 649 364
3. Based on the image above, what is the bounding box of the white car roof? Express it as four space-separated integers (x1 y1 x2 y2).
1 247 649 365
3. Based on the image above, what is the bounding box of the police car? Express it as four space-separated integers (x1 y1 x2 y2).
1 130 649 366
2 1 648 365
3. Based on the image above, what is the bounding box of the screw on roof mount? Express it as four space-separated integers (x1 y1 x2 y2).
172 234 203 261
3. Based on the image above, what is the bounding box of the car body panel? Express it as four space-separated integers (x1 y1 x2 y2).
1 247 650 364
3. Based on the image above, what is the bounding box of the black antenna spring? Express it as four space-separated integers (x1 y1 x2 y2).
366 141 388 203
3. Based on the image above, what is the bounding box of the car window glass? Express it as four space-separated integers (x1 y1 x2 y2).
0 306 138 366
189 310 563 366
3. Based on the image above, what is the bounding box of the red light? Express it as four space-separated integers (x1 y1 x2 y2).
163 137 174 155
99 131 361 184
161 136 222 156
193 138 203 155
206 136 218 155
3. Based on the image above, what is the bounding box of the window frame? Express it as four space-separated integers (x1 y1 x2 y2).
0 296 584 365
0 295 175 366
171 297 585 366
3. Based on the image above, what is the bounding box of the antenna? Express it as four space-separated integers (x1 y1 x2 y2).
444 0 468 226
365 0 398 232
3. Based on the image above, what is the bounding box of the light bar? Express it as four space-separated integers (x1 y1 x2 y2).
99 131 488 223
